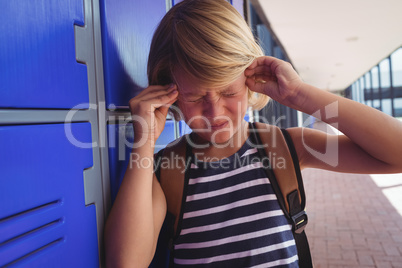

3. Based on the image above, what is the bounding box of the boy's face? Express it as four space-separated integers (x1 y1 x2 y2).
174 71 249 145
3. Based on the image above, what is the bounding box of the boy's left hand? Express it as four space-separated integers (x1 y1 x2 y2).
245 56 304 108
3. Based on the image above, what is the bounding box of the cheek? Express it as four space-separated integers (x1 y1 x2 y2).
227 91 249 112
177 101 202 123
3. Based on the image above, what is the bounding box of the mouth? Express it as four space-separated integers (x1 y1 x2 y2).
210 121 229 130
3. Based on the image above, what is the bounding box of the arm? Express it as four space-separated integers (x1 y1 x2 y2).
245 56 402 173
104 84 178 267
104 147 166 267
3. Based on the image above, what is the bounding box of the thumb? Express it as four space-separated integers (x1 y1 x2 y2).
246 76 267 94
156 98 177 118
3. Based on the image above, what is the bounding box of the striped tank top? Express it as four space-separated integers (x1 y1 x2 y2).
159 137 299 267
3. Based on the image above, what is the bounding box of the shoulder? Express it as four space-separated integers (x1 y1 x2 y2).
154 135 189 181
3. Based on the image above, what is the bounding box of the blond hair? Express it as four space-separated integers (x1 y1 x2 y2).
147 0 269 120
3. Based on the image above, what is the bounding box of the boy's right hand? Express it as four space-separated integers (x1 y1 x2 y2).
128 84 178 147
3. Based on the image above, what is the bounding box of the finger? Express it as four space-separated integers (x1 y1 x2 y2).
248 65 274 75
244 67 255 77
246 56 267 70
246 77 272 94
246 56 280 73
253 56 279 67
158 97 177 116
142 88 178 110
146 84 177 100
130 86 177 114
245 60 277 78
245 77 259 91
131 86 176 109
136 84 176 99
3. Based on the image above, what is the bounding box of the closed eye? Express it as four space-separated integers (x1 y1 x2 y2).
178 94 203 103
222 92 236 97
187 97 203 103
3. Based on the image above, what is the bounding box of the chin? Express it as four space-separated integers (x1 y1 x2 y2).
187 119 246 146
210 133 233 146
195 128 238 146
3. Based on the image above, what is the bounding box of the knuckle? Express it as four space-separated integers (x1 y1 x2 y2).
157 94 167 102
129 99 139 108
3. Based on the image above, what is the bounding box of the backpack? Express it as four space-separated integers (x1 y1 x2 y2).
157 122 313 268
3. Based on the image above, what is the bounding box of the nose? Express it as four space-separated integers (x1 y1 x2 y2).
202 96 224 119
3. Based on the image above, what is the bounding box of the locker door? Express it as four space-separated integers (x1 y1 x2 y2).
0 0 104 266
100 0 166 109
0 1 89 109
0 124 98 267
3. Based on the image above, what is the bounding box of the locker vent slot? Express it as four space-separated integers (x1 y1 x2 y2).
0 219 64 247
0 200 62 223
0 200 64 266
2 238 64 267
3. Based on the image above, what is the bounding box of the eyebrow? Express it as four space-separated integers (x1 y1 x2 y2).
179 91 203 98
178 84 238 98
180 89 235 98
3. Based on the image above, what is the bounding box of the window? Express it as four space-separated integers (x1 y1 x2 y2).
359 77 365 103
391 47 402 117
379 58 392 115
371 66 381 110
365 73 372 107
391 48 402 87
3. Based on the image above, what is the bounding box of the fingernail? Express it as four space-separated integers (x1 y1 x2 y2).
168 83 176 89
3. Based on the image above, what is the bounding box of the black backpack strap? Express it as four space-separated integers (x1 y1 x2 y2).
281 128 313 268
280 128 307 231
251 123 313 268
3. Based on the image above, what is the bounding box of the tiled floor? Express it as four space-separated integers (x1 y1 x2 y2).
302 168 402 267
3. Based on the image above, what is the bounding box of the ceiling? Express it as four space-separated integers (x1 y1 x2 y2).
253 0 402 91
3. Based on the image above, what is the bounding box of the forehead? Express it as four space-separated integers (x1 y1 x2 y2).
174 71 246 96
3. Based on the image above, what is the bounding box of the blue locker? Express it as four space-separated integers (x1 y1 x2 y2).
107 120 176 203
179 121 192 136
155 121 176 152
0 1 89 109
0 123 98 267
100 0 166 109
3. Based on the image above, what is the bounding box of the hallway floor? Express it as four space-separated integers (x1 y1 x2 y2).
302 168 402 267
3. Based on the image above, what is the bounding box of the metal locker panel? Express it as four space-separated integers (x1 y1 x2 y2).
100 0 167 109
0 123 98 267
0 0 89 109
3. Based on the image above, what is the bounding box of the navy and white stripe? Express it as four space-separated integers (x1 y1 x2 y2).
172 139 298 267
